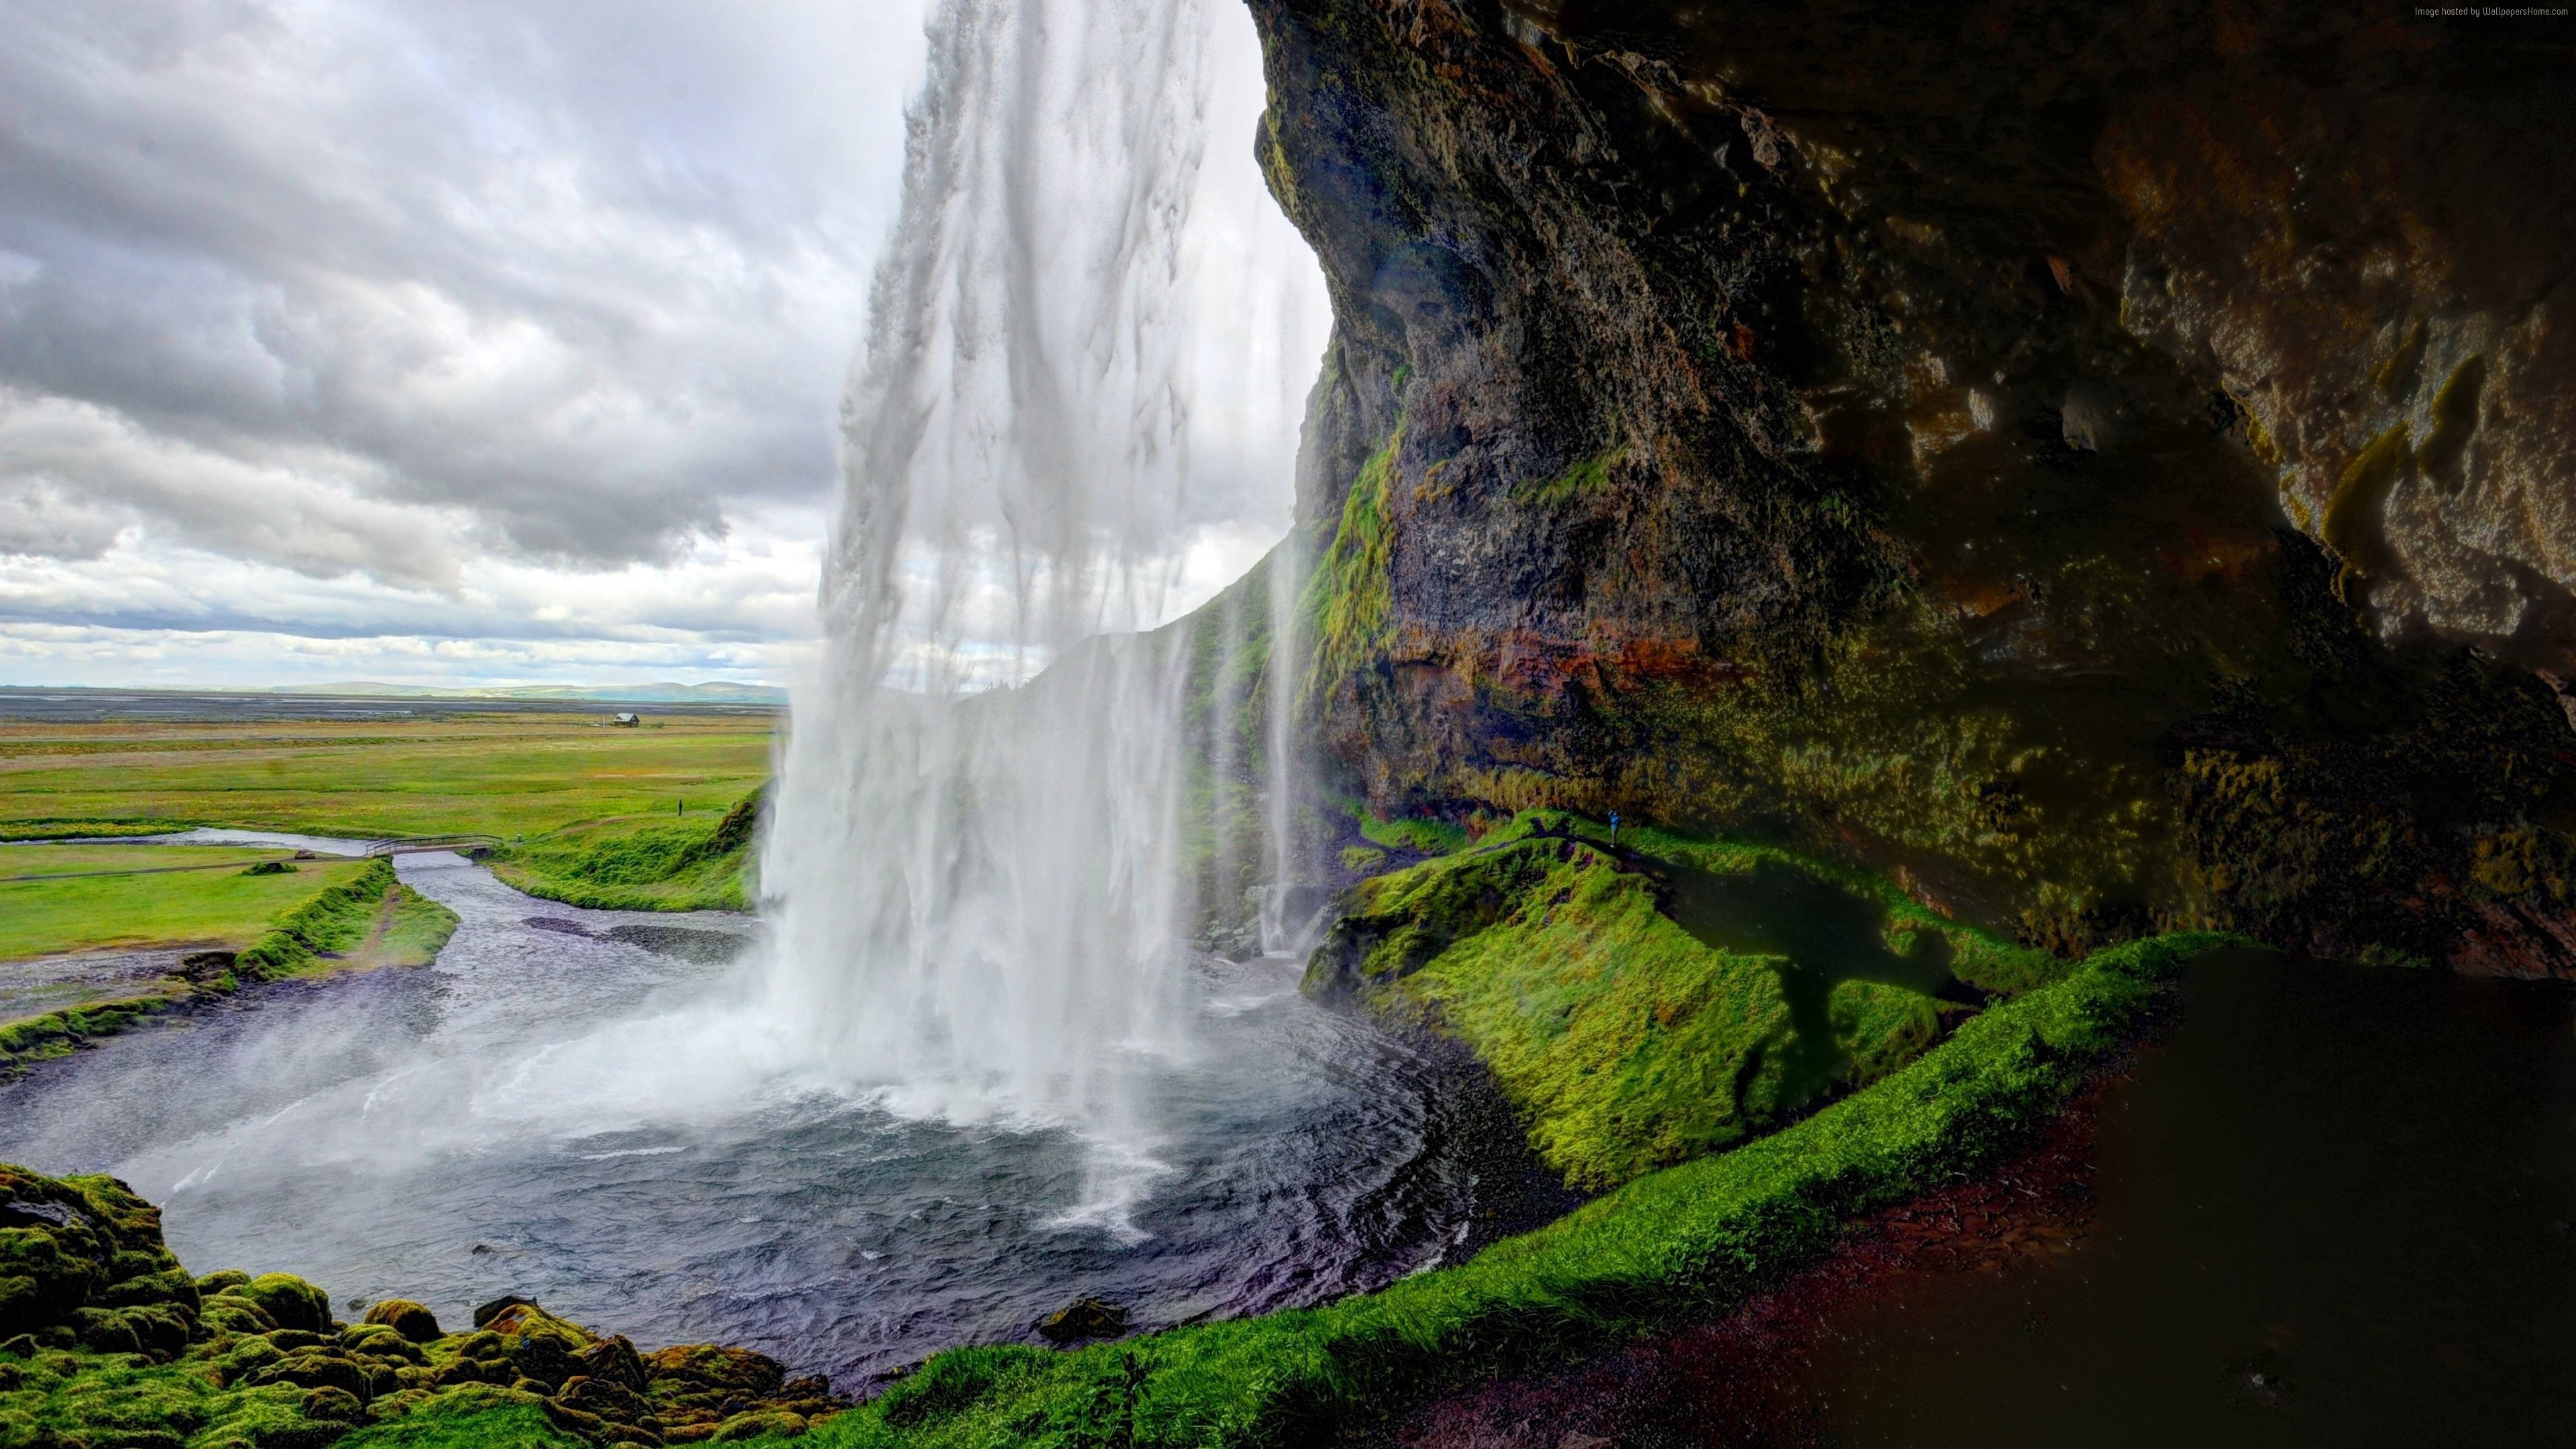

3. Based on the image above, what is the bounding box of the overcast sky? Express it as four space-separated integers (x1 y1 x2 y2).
0 0 1318 692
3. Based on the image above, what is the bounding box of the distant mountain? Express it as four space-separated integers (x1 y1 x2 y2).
274 681 789 704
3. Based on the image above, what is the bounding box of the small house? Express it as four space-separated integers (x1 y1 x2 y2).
610 711 641 727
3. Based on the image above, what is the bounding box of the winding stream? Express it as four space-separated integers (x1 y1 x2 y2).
0 851 1498 1382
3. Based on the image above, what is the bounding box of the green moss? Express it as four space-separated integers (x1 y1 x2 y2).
3 1155 847 1449
491 790 762 912
2321 422 2411 591
1300 426 1403 705
380 890 460 966
1338 845 1388 873
1311 812 2054 1187
1356 810 1466 857
2418 354 2486 490
1510 442 1627 507
789 931 2228 1448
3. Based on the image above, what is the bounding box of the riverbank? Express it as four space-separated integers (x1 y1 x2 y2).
488 792 763 913
762 930 2228 1448
0 852 1495 1413
1365 947 2576 1446
1 855 456 1076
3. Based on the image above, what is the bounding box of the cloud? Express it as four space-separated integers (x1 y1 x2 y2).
0 496 826 688
0 0 1327 690
0 0 928 571
0 388 468 586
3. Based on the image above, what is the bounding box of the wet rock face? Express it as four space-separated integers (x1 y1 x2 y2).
2101 31 2576 669
1248 0 2576 971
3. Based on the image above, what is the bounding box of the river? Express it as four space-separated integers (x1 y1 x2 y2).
0 851 1507 1383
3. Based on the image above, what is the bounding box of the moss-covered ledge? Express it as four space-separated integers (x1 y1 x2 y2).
788 929 2232 1448
1305 810 2064 1188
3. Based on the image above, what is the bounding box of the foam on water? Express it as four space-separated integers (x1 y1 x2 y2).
0 855 1488 1381
749 0 1326 1224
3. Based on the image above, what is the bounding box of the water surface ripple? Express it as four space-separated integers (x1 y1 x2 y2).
0 854 1486 1382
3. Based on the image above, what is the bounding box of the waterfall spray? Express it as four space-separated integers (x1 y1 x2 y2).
754 0 1326 1185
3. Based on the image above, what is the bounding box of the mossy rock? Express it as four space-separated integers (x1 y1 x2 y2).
237 1275 334 1336
712 1410 806 1442
360 1300 441 1345
1 1163 197 1339
574 1336 649 1395
1034 1298 1126 1344
0 1170 837 1449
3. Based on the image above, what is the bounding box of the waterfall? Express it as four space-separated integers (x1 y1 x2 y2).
753 0 1326 1181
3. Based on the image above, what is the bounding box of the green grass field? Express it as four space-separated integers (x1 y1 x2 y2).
0 714 774 841
488 789 763 911
0 845 376 960
1 855 460 1073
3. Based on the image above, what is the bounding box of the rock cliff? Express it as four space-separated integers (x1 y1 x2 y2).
1246 0 2576 974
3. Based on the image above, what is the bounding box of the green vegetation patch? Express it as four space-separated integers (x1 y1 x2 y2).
1306 812 2057 1187
0 715 771 843
2 857 457 1075
1509 441 1628 508
490 790 762 912
794 931 2228 1448
0 846 375 962
0 818 197 841
1299 426 1403 704
0 1163 847 1449
1356 808 1466 858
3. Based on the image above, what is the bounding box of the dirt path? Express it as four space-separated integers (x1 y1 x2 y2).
343 887 402 969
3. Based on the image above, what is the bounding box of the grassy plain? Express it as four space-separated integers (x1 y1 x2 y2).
1 857 458 1073
488 790 763 911
0 713 775 842
0 845 373 960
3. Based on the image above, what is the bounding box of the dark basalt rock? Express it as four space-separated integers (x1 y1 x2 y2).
1246 0 2576 976
472 1291 539 1328
1036 1297 1130 1344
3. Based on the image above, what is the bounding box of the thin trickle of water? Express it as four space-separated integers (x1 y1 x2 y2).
755 0 1326 1201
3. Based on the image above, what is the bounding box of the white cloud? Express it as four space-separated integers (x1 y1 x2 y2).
0 0 930 569
0 501 824 687
0 0 1324 691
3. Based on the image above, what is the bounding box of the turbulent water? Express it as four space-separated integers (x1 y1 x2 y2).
0 853 1489 1381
